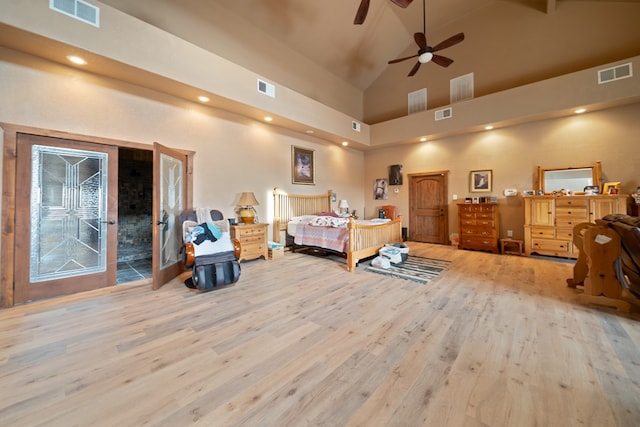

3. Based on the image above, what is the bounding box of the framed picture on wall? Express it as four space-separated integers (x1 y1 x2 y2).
292 146 315 185
389 164 403 185
470 169 492 192
374 178 388 200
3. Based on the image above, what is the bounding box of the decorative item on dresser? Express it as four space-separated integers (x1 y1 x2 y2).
230 223 268 262
457 203 500 253
523 194 629 258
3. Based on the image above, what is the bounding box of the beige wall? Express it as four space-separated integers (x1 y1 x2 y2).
365 102 640 241
0 50 366 242
364 1 640 124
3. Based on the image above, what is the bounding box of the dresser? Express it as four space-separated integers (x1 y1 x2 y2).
230 223 268 262
523 195 628 258
457 203 500 253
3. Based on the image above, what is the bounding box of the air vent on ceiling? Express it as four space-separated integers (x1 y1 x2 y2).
351 121 361 132
435 107 452 121
408 88 427 115
257 79 275 97
50 0 100 27
598 63 633 84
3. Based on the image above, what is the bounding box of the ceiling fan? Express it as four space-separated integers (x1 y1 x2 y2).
387 0 464 76
354 0 413 25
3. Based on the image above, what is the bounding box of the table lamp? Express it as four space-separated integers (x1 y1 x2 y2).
237 192 259 224
338 199 349 216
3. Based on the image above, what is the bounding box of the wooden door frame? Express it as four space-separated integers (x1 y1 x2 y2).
408 170 449 244
0 123 194 308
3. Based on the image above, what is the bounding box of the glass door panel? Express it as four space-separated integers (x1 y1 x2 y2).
30 145 109 282
152 143 187 289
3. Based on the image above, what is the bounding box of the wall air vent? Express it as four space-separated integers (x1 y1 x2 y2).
257 79 275 97
598 63 633 84
50 0 100 27
450 73 474 103
408 88 427 115
435 107 452 121
351 121 361 132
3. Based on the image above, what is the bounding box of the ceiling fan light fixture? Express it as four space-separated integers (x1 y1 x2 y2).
418 52 433 63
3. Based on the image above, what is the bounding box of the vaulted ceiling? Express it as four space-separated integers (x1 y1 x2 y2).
102 0 546 91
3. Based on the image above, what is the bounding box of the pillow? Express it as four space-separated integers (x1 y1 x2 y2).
308 216 348 227
315 211 339 217
290 215 317 223
212 219 229 233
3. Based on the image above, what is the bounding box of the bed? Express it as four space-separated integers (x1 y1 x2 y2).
272 187 403 271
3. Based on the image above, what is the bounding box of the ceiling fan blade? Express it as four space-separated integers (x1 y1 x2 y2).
414 32 427 49
388 53 419 64
432 54 454 67
390 0 413 7
408 61 422 76
354 0 370 25
432 32 465 52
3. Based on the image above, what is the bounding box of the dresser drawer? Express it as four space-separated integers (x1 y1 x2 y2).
556 228 575 241
460 226 496 238
241 242 266 256
555 198 588 208
460 236 497 250
531 238 570 253
460 218 476 226
236 227 265 238
556 217 587 228
239 235 264 245
530 227 554 239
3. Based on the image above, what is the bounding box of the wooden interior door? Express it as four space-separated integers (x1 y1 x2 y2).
14 133 118 303
152 142 187 290
409 172 448 244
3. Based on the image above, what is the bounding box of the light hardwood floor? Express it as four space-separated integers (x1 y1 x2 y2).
1 243 639 426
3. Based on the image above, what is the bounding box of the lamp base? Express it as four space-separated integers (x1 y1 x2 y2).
239 207 256 224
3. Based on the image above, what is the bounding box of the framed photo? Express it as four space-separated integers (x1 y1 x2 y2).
470 170 492 193
374 178 388 200
603 181 620 195
292 146 315 185
389 164 403 185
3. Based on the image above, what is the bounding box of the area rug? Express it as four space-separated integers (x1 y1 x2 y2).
364 255 451 284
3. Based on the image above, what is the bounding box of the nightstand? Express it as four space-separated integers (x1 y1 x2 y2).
230 223 268 262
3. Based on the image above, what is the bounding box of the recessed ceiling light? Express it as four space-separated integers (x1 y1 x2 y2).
574 108 586 114
306 130 315 134
264 116 273 122
341 141 349 146
198 95 210 103
419 137 427 142
66 55 87 65
485 125 494 130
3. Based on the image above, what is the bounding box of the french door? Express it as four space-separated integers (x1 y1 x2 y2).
14 134 118 303
152 142 187 290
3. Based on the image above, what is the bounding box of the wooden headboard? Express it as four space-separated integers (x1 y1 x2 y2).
272 187 332 243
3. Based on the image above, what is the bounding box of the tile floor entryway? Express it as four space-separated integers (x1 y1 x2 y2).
117 258 152 284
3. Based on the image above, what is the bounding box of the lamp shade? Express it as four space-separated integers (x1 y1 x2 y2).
338 200 349 209
237 192 259 207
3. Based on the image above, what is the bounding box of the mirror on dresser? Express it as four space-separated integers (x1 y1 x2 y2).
537 162 601 194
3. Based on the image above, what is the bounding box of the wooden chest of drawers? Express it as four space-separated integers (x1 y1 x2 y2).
457 203 500 253
524 195 628 258
230 223 268 262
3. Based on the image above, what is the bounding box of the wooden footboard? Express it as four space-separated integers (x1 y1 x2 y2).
346 217 403 272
